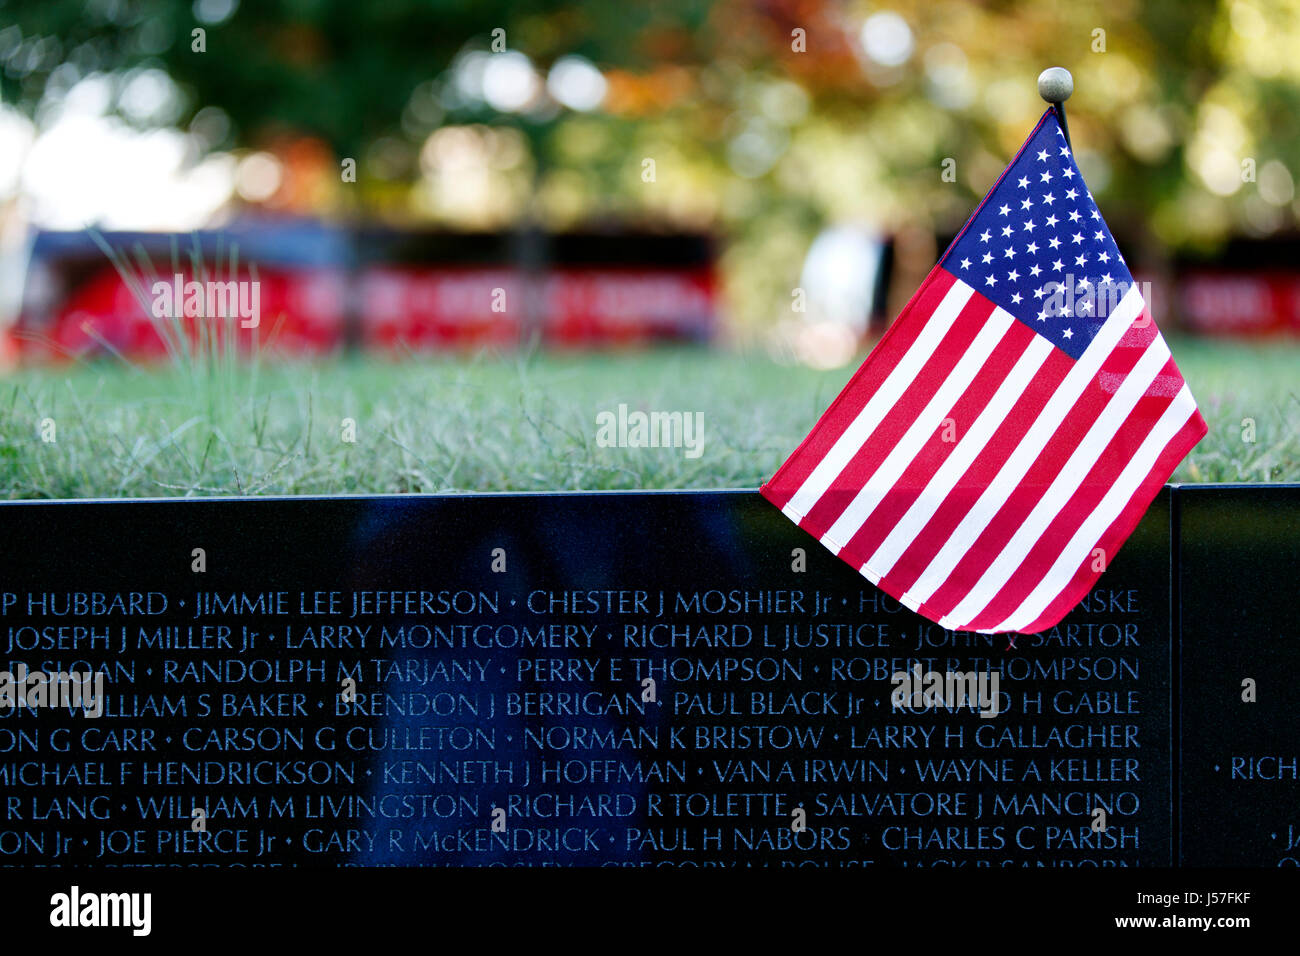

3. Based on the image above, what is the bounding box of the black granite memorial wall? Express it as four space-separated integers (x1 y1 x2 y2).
1178 485 1300 866
0 486 1286 867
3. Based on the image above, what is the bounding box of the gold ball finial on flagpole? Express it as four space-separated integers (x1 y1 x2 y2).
1037 67 1074 150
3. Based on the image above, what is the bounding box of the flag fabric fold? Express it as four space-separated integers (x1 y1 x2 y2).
761 108 1207 635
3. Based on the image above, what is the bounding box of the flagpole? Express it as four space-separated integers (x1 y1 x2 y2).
1037 67 1074 151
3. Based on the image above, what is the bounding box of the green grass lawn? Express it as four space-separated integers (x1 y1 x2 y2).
0 337 1296 498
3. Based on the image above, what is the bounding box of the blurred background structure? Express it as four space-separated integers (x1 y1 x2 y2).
2 0 1300 365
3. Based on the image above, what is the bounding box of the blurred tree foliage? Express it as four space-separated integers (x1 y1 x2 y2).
2 0 1298 332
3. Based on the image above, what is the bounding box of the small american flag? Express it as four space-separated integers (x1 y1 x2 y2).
762 108 1207 635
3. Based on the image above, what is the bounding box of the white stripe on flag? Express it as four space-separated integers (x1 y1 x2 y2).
864 333 1055 576
782 280 974 522
821 304 1016 549
937 332 1171 629
992 384 1198 632
902 284 1145 606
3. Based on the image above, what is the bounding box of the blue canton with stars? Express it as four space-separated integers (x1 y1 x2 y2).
940 109 1135 360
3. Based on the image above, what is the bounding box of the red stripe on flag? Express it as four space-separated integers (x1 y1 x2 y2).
962 356 1184 631
798 290 998 542
917 330 1154 621
873 344 1074 603
833 317 1038 561
1016 408 1207 634
760 268 957 511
